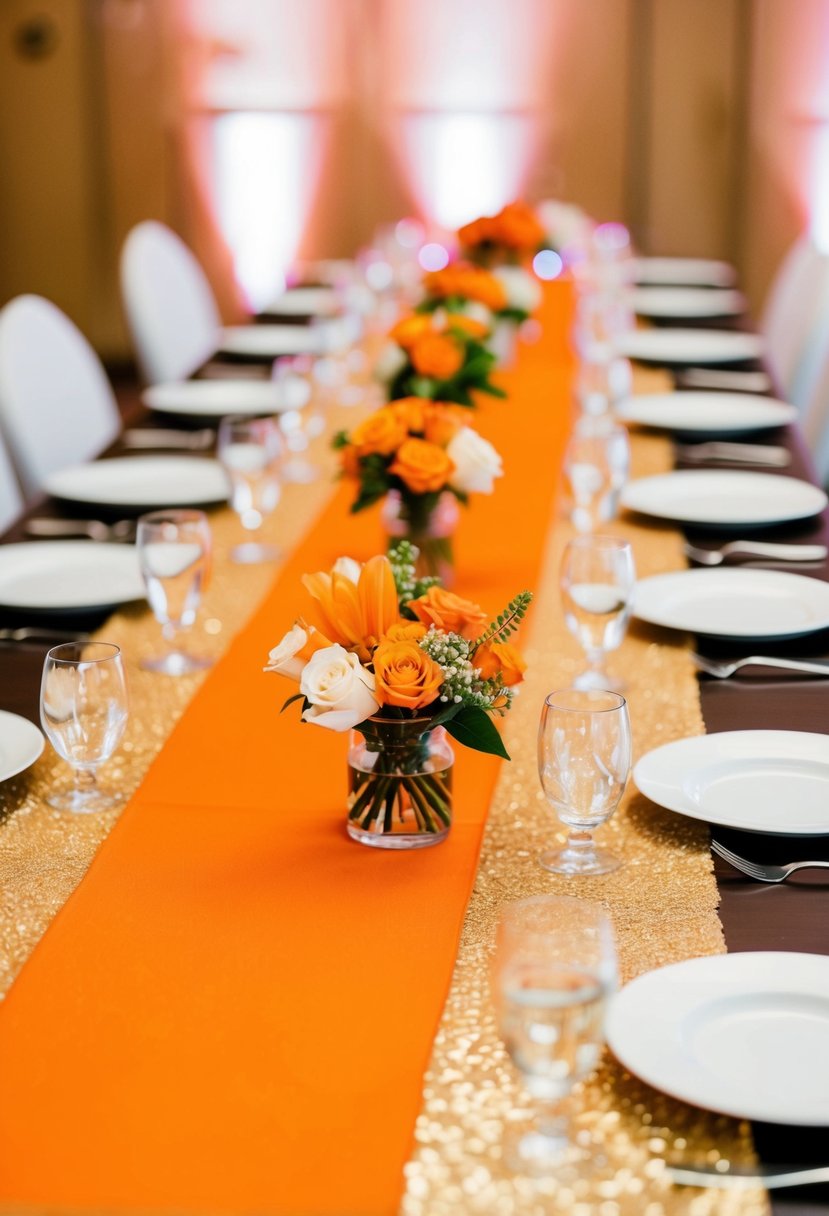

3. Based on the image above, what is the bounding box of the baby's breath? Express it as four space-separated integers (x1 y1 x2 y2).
420 627 511 710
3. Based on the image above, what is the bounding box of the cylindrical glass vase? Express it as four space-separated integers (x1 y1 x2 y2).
380 490 459 584
346 718 454 849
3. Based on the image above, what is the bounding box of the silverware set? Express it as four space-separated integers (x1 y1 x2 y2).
675 440 791 467
712 840 829 884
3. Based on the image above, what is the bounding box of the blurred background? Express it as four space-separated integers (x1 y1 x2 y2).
1 0 828 363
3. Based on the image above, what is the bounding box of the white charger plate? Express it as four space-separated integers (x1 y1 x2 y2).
265 287 340 316
615 391 797 436
0 542 144 612
632 287 745 319
0 710 44 783
219 324 326 359
634 730 829 834
606 952 829 1125
142 377 310 418
44 457 229 509
621 469 827 528
634 257 737 287
615 328 764 366
632 568 829 640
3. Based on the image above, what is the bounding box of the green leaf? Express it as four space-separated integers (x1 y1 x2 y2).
280 692 306 714
444 706 510 760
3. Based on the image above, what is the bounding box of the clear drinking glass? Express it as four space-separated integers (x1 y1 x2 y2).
538 689 632 876
217 413 283 563
273 358 321 484
493 895 618 1173
40 641 129 813
563 420 630 532
136 508 213 675
560 535 635 691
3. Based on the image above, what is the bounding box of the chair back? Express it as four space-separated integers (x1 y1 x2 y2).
0 295 120 498
120 221 221 384
0 427 23 535
761 233 829 402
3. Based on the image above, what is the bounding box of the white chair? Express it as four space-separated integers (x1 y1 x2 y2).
0 428 23 534
801 342 829 487
120 221 223 384
761 233 829 405
0 295 121 499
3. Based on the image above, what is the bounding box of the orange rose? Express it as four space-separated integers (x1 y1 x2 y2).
383 620 427 643
373 640 444 710
447 314 489 342
349 409 408 457
474 640 526 687
340 444 361 478
410 333 464 380
422 403 465 447
408 586 488 638
389 314 432 349
457 216 495 248
390 396 426 434
389 438 454 494
493 201 545 251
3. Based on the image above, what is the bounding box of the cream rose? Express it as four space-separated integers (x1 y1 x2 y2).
373 341 408 385
447 426 503 495
265 623 312 682
300 644 380 732
493 265 542 314
332 556 362 584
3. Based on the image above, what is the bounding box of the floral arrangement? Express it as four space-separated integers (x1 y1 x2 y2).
373 311 504 407
418 261 540 326
457 201 547 266
265 543 531 842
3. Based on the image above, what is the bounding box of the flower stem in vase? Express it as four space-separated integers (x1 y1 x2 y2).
381 490 459 586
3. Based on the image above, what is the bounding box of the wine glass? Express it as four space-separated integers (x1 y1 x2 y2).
272 358 320 484
217 413 283 563
560 535 635 690
40 641 129 813
538 689 632 876
492 895 617 1173
136 508 213 675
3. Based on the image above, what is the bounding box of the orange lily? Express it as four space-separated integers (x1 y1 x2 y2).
302 556 400 662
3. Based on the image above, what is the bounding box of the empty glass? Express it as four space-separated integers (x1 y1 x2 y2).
273 358 321 484
560 535 635 690
136 508 212 675
217 413 283 563
563 420 630 531
40 641 128 813
538 689 632 876
493 895 618 1173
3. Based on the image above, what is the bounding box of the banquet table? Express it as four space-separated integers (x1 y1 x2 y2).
0 282 827 1216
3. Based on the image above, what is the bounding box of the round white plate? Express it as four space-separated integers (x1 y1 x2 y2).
607 952 829 1125
219 324 325 359
44 457 229 509
621 469 827 528
0 542 144 612
142 377 310 418
615 328 764 366
632 568 829 640
632 287 745 319
265 287 340 316
634 730 829 834
0 710 44 783
615 391 797 436
634 257 737 288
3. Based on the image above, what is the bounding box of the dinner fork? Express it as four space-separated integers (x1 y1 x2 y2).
684 540 828 566
711 840 829 883
0 627 90 644
25 517 136 543
675 441 791 467
691 652 829 678
668 1161 829 1189
122 427 214 451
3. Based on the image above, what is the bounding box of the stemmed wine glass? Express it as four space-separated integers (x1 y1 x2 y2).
136 508 213 675
562 422 630 532
538 688 632 876
40 641 129 813
272 358 321 484
492 895 618 1173
217 414 283 563
560 535 635 690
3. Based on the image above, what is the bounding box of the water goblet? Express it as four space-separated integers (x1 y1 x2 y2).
217 413 283 563
538 688 632 876
273 358 321 484
40 641 129 813
563 420 630 531
560 535 635 691
136 508 213 675
492 895 618 1173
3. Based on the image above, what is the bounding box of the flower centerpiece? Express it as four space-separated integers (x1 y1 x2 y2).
333 397 502 580
373 311 504 406
417 261 541 369
265 542 531 849
457 201 547 268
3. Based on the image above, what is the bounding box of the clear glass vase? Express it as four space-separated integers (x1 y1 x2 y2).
347 718 454 849
380 490 459 584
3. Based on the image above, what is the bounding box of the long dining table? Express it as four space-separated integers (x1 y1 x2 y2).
0 278 827 1216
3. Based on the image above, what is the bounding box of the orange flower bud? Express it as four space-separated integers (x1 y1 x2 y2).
474 640 527 687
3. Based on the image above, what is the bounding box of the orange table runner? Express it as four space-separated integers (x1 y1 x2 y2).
0 285 574 1215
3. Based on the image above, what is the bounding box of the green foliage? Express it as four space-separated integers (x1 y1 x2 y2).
444 705 510 760
471 591 534 652
350 453 389 513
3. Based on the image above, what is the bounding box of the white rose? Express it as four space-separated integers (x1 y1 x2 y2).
463 301 494 330
373 341 407 385
447 426 503 495
264 623 312 682
332 556 361 584
494 265 542 314
300 644 380 732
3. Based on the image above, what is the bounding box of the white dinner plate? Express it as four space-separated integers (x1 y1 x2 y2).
634 730 829 834
632 568 829 640
219 324 327 359
632 287 746 319
0 542 144 612
634 257 737 288
607 952 829 1125
621 469 827 528
615 391 797 436
615 328 764 366
0 710 44 784
265 287 340 316
142 377 310 418
44 456 229 509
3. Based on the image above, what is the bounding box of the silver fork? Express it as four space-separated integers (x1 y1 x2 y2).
122 427 214 451
668 1161 829 1189
24 517 136 543
675 441 791 467
711 840 829 883
691 653 829 678
684 540 828 565
0 627 90 643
